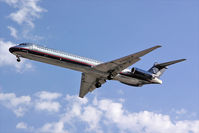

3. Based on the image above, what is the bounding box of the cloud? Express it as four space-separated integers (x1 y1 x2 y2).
176 108 187 115
65 94 88 105
60 95 103 132
0 91 61 117
0 92 31 117
35 101 61 112
0 39 33 72
7 26 18 38
39 121 69 133
36 91 62 101
1 0 46 40
81 106 102 131
2 0 46 28
98 99 199 133
0 92 198 133
45 95 199 133
16 122 28 129
16 122 34 132
35 91 62 112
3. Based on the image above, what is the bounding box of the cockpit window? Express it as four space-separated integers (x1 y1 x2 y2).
19 43 33 46
19 43 27 46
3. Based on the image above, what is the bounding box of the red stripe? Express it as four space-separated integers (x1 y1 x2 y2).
16 47 95 67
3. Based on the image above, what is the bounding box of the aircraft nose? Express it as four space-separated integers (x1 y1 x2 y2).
9 47 17 53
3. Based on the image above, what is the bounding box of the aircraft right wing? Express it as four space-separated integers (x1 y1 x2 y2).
79 45 161 98
93 45 161 77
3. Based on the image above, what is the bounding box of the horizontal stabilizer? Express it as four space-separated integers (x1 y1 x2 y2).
155 59 186 69
148 59 186 77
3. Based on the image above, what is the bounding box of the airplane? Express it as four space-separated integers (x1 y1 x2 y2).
9 43 186 98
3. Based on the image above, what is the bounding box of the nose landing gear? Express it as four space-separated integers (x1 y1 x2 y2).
16 55 21 62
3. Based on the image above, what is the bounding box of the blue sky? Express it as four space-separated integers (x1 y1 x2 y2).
0 0 199 133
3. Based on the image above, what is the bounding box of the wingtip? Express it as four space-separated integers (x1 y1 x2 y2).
79 94 84 98
179 59 187 62
150 45 162 50
149 45 161 51
155 45 162 48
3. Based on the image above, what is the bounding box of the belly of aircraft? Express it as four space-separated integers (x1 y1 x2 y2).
15 51 91 73
14 51 152 87
114 74 149 86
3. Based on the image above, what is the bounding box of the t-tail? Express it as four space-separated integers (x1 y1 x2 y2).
148 59 186 78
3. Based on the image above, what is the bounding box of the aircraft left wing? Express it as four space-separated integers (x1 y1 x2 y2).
94 45 161 77
79 73 106 98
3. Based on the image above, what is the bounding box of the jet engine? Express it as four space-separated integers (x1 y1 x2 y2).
131 67 154 80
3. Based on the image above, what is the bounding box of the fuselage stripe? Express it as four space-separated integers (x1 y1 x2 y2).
15 47 94 67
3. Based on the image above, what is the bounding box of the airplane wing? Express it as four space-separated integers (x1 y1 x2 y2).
79 73 106 98
94 45 161 77
79 45 161 98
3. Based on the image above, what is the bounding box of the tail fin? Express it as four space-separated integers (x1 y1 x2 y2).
148 59 186 77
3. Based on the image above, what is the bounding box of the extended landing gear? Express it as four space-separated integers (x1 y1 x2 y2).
107 74 114 80
95 82 101 88
16 55 21 62
107 70 116 80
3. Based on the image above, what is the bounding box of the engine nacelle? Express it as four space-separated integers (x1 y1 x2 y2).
131 67 154 80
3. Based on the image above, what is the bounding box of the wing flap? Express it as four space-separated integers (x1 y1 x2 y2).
79 73 106 98
79 73 95 98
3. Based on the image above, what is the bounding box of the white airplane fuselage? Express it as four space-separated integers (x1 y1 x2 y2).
9 43 162 87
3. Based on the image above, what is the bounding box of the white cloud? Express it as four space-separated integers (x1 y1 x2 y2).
0 92 31 117
16 122 28 129
62 95 88 122
36 91 62 101
0 91 62 117
2 0 46 28
81 106 102 131
16 122 34 132
0 92 196 133
35 101 61 112
59 95 199 133
7 26 18 38
1 0 46 40
40 121 69 133
65 94 88 105
0 39 33 72
35 91 62 112
176 108 187 115
60 95 104 132
97 99 199 133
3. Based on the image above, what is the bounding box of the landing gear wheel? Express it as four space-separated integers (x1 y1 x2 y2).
107 74 114 80
16 56 21 62
17 58 21 62
95 82 101 88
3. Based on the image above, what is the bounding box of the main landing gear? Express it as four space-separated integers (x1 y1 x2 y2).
95 78 107 88
95 73 114 88
16 55 21 62
107 73 114 80
95 82 101 88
